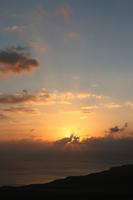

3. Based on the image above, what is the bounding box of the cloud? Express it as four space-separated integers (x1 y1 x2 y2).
81 105 98 114
4 25 25 34
58 4 71 22
80 115 88 120
0 90 51 105
1 106 39 115
1 135 133 186
109 123 128 134
76 93 104 100
61 110 80 115
0 106 39 122
58 92 105 101
0 89 106 105
55 134 80 146
104 103 121 109
0 46 39 75
0 25 26 37
57 100 71 105
55 134 74 146
58 92 75 100
61 107 95 118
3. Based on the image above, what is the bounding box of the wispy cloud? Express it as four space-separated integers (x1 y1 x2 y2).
61 110 80 115
76 93 104 100
80 115 89 120
58 92 105 101
104 102 121 109
57 4 71 23
1 106 39 115
0 106 39 121
4 25 25 34
29 41 48 54
81 105 98 114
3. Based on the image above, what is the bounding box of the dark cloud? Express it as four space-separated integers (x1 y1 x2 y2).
2 106 39 114
55 134 80 146
0 46 39 75
0 135 133 186
109 123 128 134
55 134 74 145
0 90 51 104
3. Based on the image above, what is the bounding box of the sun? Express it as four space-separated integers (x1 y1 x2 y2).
65 129 72 137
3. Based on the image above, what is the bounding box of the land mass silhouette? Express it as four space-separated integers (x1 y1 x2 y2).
0 164 133 199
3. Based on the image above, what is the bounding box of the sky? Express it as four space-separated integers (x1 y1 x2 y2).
0 0 133 141
0 0 133 186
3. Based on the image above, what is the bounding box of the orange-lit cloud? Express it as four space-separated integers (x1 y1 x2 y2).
61 110 80 115
76 93 104 100
0 106 39 122
1 106 39 115
104 102 121 109
58 91 105 101
81 105 99 113
80 115 88 120
0 89 106 105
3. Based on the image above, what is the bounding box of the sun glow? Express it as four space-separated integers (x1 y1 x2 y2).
57 126 79 138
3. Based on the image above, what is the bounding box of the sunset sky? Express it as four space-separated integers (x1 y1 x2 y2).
0 0 133 141
1 0 133 186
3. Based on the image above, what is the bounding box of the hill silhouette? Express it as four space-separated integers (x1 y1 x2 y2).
0 164 133 199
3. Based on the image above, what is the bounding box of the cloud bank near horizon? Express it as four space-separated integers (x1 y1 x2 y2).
0 134 133 186
1 134 133 165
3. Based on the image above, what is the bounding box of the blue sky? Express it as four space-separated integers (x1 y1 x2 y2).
0 0 133 95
